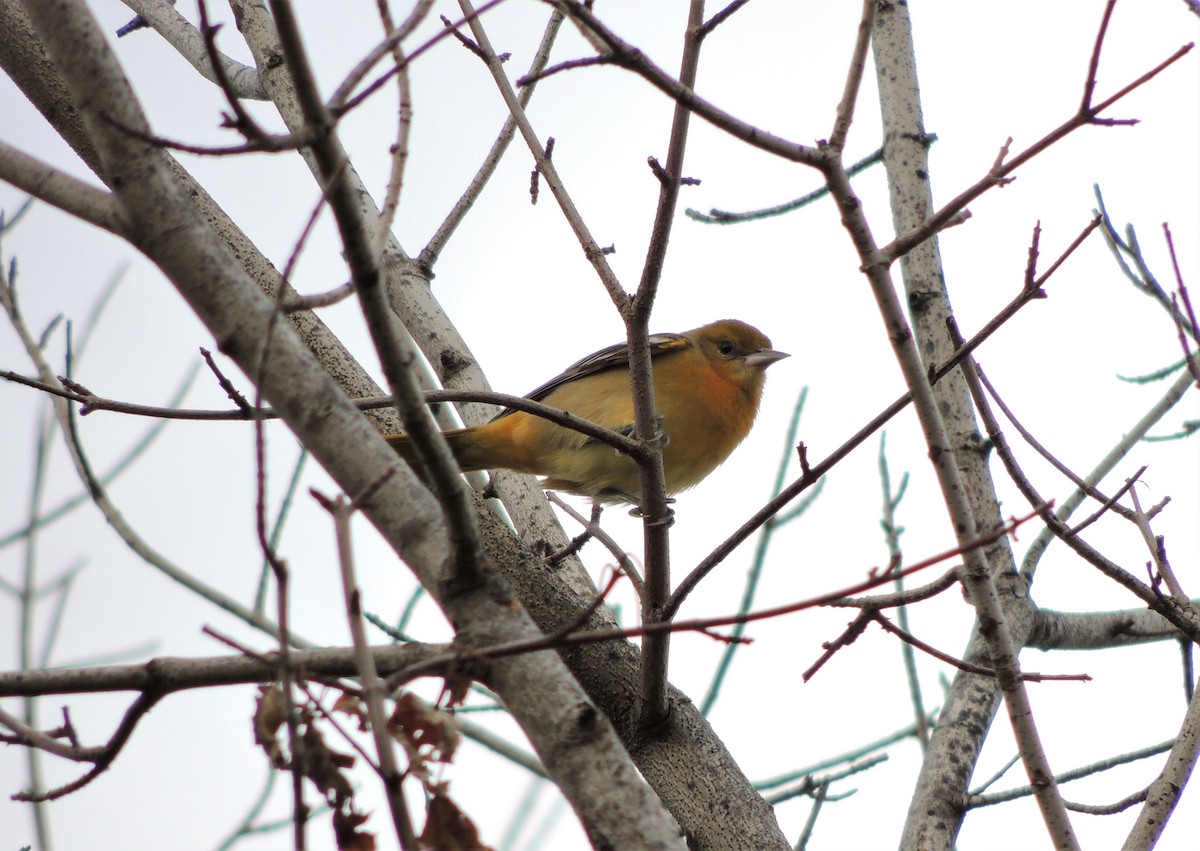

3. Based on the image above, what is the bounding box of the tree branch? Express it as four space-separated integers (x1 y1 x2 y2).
0 141 125 233
118 0 267 99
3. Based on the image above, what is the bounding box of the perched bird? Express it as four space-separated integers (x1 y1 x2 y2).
387 319 787 504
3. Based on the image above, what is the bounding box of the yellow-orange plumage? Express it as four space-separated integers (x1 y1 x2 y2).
386 319 786 504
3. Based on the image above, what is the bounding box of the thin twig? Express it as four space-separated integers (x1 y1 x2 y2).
792 778 829 850
870 612 1089 683
968 739 1174 807
1 264 312 649
666 216 1099 618
955 327 1138 526
1128 485 1185 600
957 336 1200 643
883 41 1192 262
878 434 929 750
686 146 885 224
330 0 510 116
10 691 163 802
371 1 418 258
0 375 646 458
197 0 272 145
382 509 1042 690
697 0 751 40
317 491 417 849
700 389 812 715
419 8 565 271
828 0 876 152
546 493 644 592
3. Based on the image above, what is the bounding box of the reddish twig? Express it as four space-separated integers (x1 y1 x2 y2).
869 612 1090 683
1163 224 1200 387
667 217 1100 619
197 0 272 145
383 508 1045 690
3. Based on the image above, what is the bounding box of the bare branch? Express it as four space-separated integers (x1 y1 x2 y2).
967 739 1173 808
196 0 273 145
0 141 125 233
957 334 1200 642
629 0 709 731
827 0 876 152
118 0 267 99
1125 686 1200 847
1028 606 1190 650
551 2 822 166
0 644 444 697
319 492 417 847
666 216 1090 620
697 0 751 39
883 42 1192 262
420 8 565 270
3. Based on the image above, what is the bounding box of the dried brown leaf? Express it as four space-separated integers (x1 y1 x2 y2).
333 691 370 732
388 691 461 765
419 783 492 851
301 723 356 805
253 684 288 768
334 806 377 850
442 672 471 709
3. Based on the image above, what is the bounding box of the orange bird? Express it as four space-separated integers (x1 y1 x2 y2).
386 319 787 504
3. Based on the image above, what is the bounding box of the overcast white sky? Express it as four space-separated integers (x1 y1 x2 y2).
2 2 1198 849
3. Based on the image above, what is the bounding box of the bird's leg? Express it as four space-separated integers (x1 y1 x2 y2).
627 414 672 520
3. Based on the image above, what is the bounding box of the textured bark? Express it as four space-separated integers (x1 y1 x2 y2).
0 0 392 432
478 502 791 850
15 1 686 845
870 4 1039 849
229 2 792 844
4 0 791 844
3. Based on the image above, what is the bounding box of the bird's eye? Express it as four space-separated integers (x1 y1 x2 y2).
717 338 736 357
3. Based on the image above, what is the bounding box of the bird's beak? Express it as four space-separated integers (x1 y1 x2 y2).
745 348 789 368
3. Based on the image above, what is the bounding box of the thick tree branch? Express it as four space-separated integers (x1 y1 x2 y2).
1028 607 1188 650
868 4 1073 847
0 141 125 233
14 1 686 845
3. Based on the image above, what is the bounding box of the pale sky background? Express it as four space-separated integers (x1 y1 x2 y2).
2 2 1199 850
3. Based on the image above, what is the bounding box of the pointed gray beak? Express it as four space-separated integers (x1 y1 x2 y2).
745 348 789 368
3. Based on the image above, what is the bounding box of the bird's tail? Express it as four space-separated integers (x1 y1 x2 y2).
384 429 482 479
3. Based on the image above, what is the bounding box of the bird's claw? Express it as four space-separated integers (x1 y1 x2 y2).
615 415 669 450
627 499 675 525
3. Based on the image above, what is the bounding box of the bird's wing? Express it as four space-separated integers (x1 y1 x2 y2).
491 332 691 420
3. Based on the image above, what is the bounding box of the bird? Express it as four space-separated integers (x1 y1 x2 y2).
386 319 787 504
